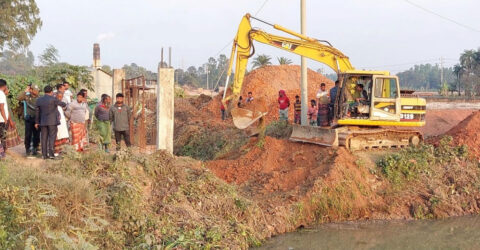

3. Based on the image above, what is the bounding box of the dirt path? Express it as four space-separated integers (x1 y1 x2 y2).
6 144 46 168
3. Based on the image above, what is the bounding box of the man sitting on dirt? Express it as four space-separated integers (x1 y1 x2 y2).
278 90 290 122
237 96 244 108
246 92 254 103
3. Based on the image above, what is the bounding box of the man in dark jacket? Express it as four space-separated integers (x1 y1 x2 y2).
35 85 66 159
18 84 41 157
109 93 131 150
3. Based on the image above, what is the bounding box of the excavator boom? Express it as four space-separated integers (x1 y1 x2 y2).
223 13 355 129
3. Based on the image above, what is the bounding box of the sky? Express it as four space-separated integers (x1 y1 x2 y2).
29 0 480 74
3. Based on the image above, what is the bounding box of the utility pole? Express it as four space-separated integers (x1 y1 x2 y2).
300 0 308 126
440 57 445 84
205 63 209 90
440 57 445 95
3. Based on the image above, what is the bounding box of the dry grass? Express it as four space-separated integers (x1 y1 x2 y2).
0 147 267 249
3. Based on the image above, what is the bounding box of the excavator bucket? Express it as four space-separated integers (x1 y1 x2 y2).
231 108 267 129
289 124 342 147
231 97 269 130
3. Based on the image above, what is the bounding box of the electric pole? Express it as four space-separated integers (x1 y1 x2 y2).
206 64 209 90
300 0 308 126
440 57 445 85
440 57 445 95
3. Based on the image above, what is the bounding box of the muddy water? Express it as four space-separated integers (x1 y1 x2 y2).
259 216 480 249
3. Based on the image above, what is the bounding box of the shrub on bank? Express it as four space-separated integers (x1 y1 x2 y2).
377 136 469 185
265 121 292 139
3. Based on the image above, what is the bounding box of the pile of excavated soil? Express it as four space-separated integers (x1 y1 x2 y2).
440 110 480 159
418 109 475 137
203 65 334 123
207 137 335 195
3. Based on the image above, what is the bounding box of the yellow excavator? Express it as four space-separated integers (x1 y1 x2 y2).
222 14 426 151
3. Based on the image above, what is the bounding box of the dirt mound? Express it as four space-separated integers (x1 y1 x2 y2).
203 65 334 123
419 109 475 137
441 110 480 159
207 137 335 195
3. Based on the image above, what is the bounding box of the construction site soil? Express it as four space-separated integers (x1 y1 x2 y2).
171 65 480 246
430 110 480 159
203 65 334 124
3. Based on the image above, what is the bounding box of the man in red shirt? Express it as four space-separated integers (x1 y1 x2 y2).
278 90 290 122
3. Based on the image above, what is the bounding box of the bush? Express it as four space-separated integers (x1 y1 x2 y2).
175 86 186 98
265 121 292 139
178 128 248 161
377 136 468 185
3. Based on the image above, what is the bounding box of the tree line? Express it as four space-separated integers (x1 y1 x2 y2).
453 49 480 96
396 64 455 92
0 45 93 110
396 49 480 96
174 54 293 90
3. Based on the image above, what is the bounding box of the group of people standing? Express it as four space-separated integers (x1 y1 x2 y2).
219 80 346 127
280 80 341 126
0 78 133 160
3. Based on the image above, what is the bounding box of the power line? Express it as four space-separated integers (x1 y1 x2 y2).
362 58 457 69
255 0 270 16
403 0 480 33
213 40 232 58
210 0 270 59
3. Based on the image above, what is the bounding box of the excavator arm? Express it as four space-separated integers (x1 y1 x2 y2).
223 14 354 129
224 13 354 100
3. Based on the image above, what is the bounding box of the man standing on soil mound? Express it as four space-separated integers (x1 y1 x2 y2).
278 90 290 122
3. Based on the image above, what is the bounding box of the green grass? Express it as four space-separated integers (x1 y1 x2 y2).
377 136 468 186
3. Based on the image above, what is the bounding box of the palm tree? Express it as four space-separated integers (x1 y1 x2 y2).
453 64 465 95
460 50 477 71
277 57 292 65
251 54 272 69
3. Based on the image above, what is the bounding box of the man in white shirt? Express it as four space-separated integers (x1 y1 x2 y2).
0 79 11 158
62 81 73 104
316 83 329 105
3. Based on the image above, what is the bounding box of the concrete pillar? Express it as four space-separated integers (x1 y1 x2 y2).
156 67 174 154
112 69 125 97
300 0 308 126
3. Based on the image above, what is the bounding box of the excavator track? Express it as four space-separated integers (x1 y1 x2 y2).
339 128 422 151
290 125 422 151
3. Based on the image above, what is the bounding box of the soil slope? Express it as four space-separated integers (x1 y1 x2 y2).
203 65 334 123
419 109 475 137
442 110 480 159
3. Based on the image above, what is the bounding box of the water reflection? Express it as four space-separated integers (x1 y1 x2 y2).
259 216 480 250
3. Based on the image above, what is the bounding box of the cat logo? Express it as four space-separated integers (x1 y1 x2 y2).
281 42 293 50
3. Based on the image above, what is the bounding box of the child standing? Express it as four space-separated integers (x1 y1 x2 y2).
307 99 318 126
220 102 226 120
293 95 301 124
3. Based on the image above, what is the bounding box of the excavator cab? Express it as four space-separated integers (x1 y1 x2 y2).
370 76 401 121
